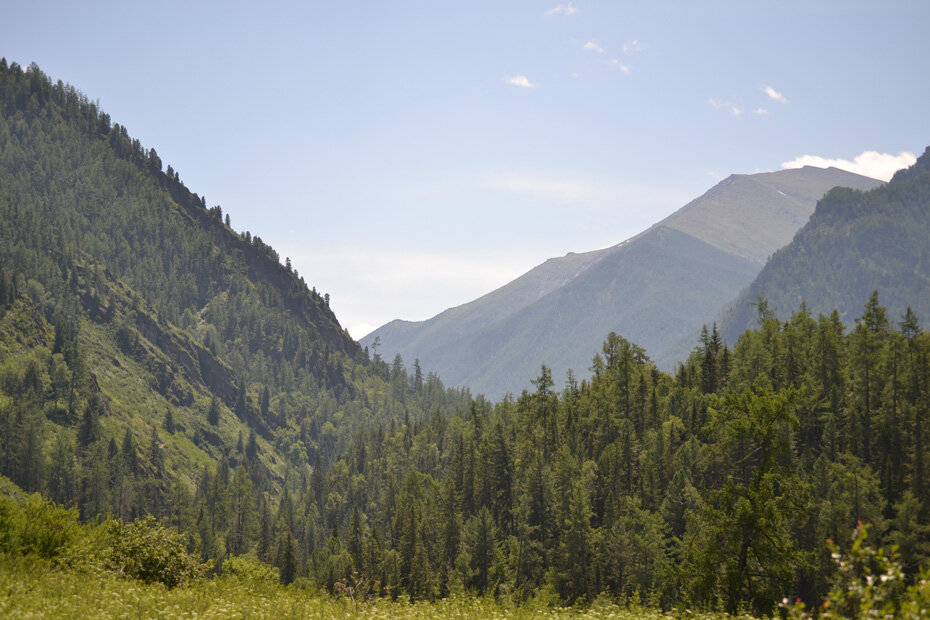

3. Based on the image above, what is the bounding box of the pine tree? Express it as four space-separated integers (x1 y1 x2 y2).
413 358 423 393
227 465 255 556
163 407 175 434
207 395 220 426
0 267 12 307
77 395 101 448
466 506 496 594
349 505 364 572
121 429 137 478
276 529 297 585
245 429 258 461
552 478 593 602
46 434 76 505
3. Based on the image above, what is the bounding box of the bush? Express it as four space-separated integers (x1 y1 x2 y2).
103 516 211 588
0 494 21 553
0 493 81 560
783 523 930 618
20 495 81 560
222 553 280 584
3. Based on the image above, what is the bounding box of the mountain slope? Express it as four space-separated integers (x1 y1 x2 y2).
0 60 470 514
371 246 609 358
719 146 930 341
364 166 882 397
658 166 880 264
419 226 760 397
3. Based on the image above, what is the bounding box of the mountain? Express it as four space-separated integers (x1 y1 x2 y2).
0 60 469 514
719 146 930 341
5 61 930 614
370 247 608 363
363 167 882 397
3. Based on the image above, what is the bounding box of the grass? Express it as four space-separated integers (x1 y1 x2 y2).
0 557 744 619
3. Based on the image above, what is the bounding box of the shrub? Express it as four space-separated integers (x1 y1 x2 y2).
222 553 280 584
0 494 21 553
103 516 211 588
0 493 81 560
782 523 930 618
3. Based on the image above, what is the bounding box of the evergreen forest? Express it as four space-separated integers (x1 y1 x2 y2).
2 60 930 617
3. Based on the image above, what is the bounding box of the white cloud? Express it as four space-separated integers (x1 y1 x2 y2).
607 59 631 74
754 108 769 116
505 75 538 88
709 98 742 116
761 85 787 103
781 150 916 182
545 2 577 16
622 40 645 53
583 40 605 53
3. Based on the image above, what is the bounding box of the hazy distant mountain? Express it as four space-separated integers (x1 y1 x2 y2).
719 146 930 342
363 166 882 398
369 246 609 361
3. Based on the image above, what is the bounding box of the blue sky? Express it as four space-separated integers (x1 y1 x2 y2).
4 1 928 337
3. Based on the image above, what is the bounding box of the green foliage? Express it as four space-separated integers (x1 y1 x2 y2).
685 389 810 614
784 523 930 618
0 492 81 560
0 57 471 575
101 515 211 588
222 552 280 584
0 554 740 619
18 495 82 560
824 524 908 617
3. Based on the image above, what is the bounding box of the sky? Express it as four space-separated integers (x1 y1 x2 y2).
3 1 928 338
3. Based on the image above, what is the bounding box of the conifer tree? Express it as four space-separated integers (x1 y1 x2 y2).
207 395 220 426
276 529 297 585
163 407 175 434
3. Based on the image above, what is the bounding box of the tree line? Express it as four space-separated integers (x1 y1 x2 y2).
4 289 930 614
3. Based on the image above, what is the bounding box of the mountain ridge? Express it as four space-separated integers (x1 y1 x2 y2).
363 165 883 397
655 166 876 264
417 225 761 396
718 146 930 342
367 244 611 356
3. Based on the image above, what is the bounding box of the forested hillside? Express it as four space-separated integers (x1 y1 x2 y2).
720 147 930 342
0 59 470 533
310 295 930 614
2 60 930 617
